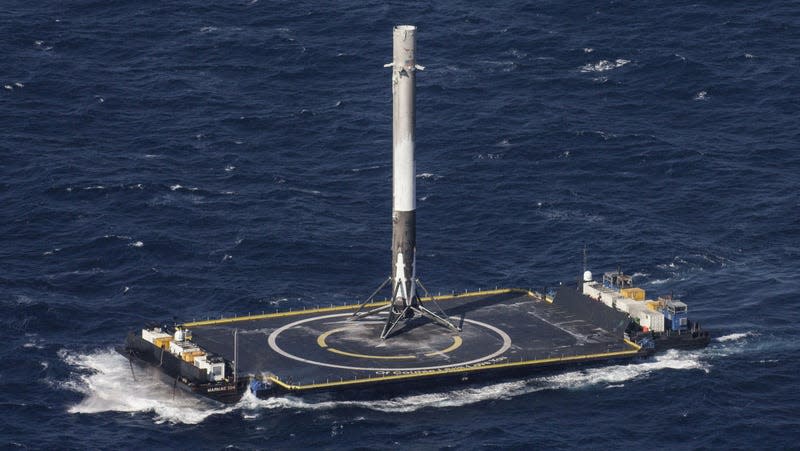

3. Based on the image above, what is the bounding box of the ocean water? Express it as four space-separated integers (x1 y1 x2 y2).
2 0 799 448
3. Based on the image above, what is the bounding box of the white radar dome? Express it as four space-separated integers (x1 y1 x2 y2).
583 271 593 282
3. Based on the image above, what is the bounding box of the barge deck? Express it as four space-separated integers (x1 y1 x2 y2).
174 288 643 397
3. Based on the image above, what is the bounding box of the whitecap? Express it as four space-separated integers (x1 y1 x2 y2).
169 184 198 192
224 165 236 172
580 59 629 73
269 298 289 306
715 331 756 342
4 85 13 91
583 48 594 53
288 187 321 195
129 241 144 248
14 82 24 88
351 165 382 173
23 334 45 350
507 48 526 59
694 90 708 101
647 279 669 285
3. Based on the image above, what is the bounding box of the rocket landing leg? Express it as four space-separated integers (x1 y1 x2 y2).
351 277 460 339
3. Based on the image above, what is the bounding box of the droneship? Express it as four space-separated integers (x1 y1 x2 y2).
118 26 710 404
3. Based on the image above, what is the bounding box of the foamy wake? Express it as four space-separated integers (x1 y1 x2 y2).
61 349 236 424
62 345 719 423
239 351 706 413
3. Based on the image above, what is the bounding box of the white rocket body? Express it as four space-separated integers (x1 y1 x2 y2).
390 25 419 307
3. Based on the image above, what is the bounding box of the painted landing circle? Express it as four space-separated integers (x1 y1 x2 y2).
267 312 513 372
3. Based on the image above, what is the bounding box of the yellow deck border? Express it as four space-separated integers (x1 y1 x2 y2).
266 340 642 391
182 288 543 328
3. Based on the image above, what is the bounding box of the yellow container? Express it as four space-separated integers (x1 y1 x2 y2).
182 350 205 363
620 287 646 301
154 337 173 349
646 301 662 311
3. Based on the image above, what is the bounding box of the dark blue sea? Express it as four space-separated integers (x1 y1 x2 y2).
2 0 799 448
